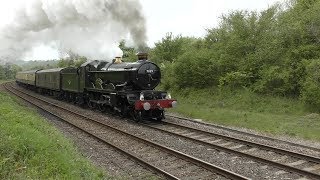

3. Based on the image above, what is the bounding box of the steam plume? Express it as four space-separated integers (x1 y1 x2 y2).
0 0 147 61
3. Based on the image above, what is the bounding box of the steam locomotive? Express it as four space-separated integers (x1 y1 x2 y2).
16 52 177 121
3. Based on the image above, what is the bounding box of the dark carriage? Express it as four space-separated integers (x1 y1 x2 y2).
36 68 63 91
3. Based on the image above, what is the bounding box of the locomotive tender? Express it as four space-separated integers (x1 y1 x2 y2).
16 53 177 121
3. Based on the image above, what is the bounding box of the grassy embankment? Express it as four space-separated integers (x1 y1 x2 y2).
168 88 320 141
0 88 105 179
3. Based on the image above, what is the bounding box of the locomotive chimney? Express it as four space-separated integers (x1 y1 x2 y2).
114 56 122 64
136 52 148 60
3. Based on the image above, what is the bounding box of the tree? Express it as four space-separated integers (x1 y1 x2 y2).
0 65 5 79
301 59 320 109
118 40 137 62
151 32 184 63
58 50 87 68
3 63 22 79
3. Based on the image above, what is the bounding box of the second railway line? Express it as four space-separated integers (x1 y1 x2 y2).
167 114 320 153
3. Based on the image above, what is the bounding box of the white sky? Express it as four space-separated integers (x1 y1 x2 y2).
0 0 279 60
141 0 279 45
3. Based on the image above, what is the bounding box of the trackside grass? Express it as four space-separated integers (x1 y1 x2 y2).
0 91 105 179
168 88 320 141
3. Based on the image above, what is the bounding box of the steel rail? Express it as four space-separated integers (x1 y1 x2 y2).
164 121 320 165
167 114 320 152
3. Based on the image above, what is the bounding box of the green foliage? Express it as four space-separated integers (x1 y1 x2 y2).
0 64 22 80
174 49 219 88
301 59 320 109
20 60 59 71
0 92 105 179
153 0 320 108
74 57 87 67
219 71 251 89
151 32 184 63
150 33 202 64
58 59 74 68
58 51 87 68
158 61 176 90
119 40 137 62
253 66 291 95
0 65 5 80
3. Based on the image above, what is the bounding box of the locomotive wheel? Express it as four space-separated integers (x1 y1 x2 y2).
76 96 85 107
156 117 163 121
120 103 128 118
98 104 107 112
133 111 142 122
156 111 165 121
108 106 116 116
67 93 73 103
87 99 95 109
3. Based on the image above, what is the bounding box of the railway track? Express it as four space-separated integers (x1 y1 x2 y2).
167 114 320 153
4 83 248 180
142 120 320 179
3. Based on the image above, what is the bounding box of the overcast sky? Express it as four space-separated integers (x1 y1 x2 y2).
0 0 279 60
140 0 279 45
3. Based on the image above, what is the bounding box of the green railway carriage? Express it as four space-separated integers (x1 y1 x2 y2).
16 70 38 86
60 67 81 93
36 68 63 91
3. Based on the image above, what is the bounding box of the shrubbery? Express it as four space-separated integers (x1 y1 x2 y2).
0 64 22 80
152 0 320 110
174 49 219 88
301 59 320 107
219 71 251 89
253 66 291 96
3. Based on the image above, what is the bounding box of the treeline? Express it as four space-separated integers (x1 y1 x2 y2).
24 51 88 69
146 0 320 108
56 51 87 68
0 64 22 80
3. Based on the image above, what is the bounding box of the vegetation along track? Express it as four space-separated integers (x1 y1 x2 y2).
4 83 248 180
142 119 320 179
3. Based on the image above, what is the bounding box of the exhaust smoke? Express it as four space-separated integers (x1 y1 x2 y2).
0 0 148 62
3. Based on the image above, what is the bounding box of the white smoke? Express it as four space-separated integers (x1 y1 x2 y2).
0 0 147 61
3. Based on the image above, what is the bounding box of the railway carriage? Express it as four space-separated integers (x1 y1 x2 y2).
36 68 62 91
15 70 38 87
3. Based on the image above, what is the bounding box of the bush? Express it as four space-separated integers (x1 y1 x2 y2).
159 62 176 90
219 71 252 89
252 66 291 95
301 59 320 109
173 49 220 88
